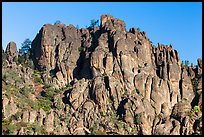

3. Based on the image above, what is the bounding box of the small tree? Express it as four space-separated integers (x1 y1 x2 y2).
76 25 79 29
185 60 190 66
181 60 184 66
90 19 99 29
21 38 31 54
54 20 61 25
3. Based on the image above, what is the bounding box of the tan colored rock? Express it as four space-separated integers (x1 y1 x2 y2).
120 53 135 91
123 102 134 126
181 68 194 103
171 101 191 122
154 119 173 135
134 72 148 97
161 102 171 118
22 110 29 123
56 71 65 87
18 127 26 135
37 108 46 126
92 76 109 113
29 110 37 124
197 58 202 75
2 97 9 118
150 76 171 115
3 97 18 119
31 23 81 88
3 14 200 135
44 109 55 133
68 78 89 110
140 112 152 135
109 76 123 110
100 14 126 32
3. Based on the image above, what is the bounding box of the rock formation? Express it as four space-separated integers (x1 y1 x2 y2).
2 14 202 135
5 41 18 63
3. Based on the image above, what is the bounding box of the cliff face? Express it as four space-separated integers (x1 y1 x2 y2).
2 14 202 135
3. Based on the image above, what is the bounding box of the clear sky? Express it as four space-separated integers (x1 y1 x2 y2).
2 2 202 65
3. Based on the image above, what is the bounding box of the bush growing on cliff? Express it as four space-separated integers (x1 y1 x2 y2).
90 19 99 29
135 113 142 125
181 60 190 67
54 20 61 25
37 98 52 112
2 52 7 62
78 47 85 52
193 105 200 113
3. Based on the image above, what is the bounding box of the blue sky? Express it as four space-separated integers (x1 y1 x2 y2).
2 2 202 65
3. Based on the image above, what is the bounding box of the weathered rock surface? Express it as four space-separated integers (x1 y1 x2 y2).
2 14 202 135
5 41 18 63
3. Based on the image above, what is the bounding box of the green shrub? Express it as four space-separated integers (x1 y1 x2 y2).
7 123 17 134
2 118 10 128
78 47 85 52
193 105 200 113
5 70 17 79
191 78 197 93
49 70 55 78
44 84 51 89
2 119 18 135
25 60 34 69
188 111 193 118
34 70 43 75
34 124 46 135
108 98 113 104
4 85 17 98
44 86 56 100
26 123 44 135
20 85 33 97
2 52 7 61
109 111 118 124
99 111 105 117
34 77 43 84
37 98 52 112
135 113 142 125
64 115 70 124
131 127 138 135
124 87 128 95
13 111 22 121
66 83 72 88
17 55 25 64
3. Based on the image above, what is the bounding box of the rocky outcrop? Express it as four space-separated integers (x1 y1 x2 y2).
30 14 202 135
2 14 202 135
5 41 18 63
2 97 18 119
31 24 83 89
197 58 202 75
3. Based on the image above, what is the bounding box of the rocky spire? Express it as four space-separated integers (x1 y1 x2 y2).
5 41 18 63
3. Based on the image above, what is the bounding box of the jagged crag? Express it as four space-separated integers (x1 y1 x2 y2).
2 14 202 135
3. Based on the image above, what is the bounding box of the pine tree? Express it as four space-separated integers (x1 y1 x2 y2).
21 38 31 54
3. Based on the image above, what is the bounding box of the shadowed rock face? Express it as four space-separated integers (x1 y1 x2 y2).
2 14 202 135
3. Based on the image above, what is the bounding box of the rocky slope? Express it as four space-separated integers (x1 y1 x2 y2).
2 14 202 135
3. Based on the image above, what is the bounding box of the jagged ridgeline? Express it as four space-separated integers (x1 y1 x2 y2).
2 14 202 135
